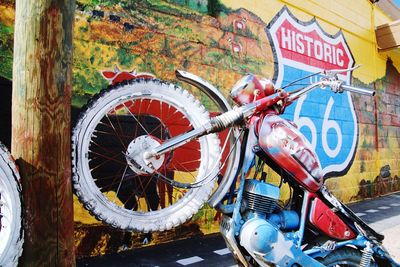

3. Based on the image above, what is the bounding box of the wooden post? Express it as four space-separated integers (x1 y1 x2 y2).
12 0 76 266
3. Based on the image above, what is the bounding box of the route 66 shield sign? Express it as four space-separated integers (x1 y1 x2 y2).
266 7 357 178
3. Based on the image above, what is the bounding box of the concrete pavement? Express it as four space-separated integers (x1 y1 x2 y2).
382 225 400 260
78 192 400 266
350 192 400 260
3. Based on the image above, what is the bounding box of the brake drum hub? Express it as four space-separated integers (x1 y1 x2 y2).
126 135 165 175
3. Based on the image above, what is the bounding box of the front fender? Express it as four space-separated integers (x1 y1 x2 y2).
176 70 232 112
175 70 241 207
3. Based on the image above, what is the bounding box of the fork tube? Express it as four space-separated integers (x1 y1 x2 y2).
231 168 247 235
297 190 311 247
148 127 207 158
232 133 255 233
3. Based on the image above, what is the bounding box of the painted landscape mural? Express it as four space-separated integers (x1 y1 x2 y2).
1 0 400 258
71 1 274 108
71 1 276 256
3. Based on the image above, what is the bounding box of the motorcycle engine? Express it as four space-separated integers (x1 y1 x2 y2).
243 179 280 214
239 179 303 265
242 179 300 231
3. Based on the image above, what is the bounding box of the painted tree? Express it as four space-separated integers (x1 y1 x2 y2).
12 0 76 265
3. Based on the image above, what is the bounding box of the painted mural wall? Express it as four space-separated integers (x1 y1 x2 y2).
1 0 400 258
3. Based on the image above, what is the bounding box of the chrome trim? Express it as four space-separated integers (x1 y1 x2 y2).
297 190 309 247
176 70 232 112
148 126 209 158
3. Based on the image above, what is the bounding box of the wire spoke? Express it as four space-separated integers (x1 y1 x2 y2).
114 111 134 145
114 165 129 203
148 109 186 136
173 158 201 165
98 174 140 191
123 102 150 135
93 129 135 139
133 99 143 138
151 169 191 194
89 139 124 155
136 175 157 197
89 150 127 167
105 113 128 150
171 160 197 182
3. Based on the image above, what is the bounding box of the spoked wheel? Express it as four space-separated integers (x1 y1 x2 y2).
0 143 23 266
72 79 221 232
318 247 377 267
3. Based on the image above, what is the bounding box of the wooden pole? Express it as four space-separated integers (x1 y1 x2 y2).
12 0 76 266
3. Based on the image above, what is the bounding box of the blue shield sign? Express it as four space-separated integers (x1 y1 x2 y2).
266 7 357 178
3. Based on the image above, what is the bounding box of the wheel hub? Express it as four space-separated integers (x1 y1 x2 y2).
125 135 165 175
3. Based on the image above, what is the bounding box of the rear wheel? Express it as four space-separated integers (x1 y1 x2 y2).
0 143 23 266
318 247 377 267
72 79 221 232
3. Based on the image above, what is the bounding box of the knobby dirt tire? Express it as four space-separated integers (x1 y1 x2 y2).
72 79 220 232
0 143 23 267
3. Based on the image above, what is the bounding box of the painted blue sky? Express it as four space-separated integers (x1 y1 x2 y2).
393 0 400 7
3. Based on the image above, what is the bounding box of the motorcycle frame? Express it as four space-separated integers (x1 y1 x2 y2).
220 121 398 266
176 71 400 267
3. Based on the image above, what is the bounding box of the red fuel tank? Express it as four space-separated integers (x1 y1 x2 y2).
257 114 322 192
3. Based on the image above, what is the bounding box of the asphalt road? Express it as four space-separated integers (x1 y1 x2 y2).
77 192 400 267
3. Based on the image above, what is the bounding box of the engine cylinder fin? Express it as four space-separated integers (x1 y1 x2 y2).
243 179 280 214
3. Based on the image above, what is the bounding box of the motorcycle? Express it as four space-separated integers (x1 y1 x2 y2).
0 143 23 267
72 66 399 266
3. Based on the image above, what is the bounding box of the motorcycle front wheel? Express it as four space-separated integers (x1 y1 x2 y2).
0 143 23 266
72 79 221 232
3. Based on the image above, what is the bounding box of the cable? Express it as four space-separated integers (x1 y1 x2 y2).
281 71 322 90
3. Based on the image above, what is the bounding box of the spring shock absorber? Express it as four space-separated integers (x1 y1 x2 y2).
209 107 244 133
360 242 374 267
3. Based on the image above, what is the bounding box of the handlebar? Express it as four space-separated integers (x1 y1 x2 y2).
210 66 375 134
340 84 375 96
322 64 361 76
209 79 375 134
147 71 376 159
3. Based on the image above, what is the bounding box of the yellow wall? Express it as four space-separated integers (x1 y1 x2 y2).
225 0 400 83
2 0 400 258
215 0 400 203
72 0 400 254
